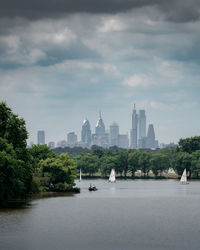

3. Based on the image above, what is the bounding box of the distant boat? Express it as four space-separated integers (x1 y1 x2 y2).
180 168 188 184
109 169 116 183
79 169 82 182
88 184 98 191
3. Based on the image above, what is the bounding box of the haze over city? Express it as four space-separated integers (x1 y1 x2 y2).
0 0 200 144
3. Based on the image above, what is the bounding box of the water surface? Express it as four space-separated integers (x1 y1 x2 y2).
1 179 200 250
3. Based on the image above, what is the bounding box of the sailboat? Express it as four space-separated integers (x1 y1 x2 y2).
109 169 116 183
79 169 82 182
180 168 188 184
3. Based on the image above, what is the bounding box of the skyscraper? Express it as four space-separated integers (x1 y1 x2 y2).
138 109 146 140
67 132 78 147
130 104 138 149
146 124 156 148
95 111 105 136
37 130 45 145
109 122 119 147
81 118 92 146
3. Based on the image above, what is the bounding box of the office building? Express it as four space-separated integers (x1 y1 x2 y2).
130 104 138 149
109 122 119 147
37 130 45 145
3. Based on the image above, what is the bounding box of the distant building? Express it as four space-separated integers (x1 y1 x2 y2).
130 104 138 149
48 141 55 149
146 124 158 149
37 130 45 145
138 109 146 140
57 140 67 148
95 111 106 137
118 134 129 149
67 132 77 147
29 141 34 147
81 119 92 146
92 112 109 148
109 122 119 147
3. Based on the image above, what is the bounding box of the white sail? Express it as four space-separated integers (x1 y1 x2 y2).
180 168 187 184
109 169 116 183
79 169 82 182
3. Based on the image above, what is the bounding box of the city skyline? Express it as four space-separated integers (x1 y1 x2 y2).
34 106 160 149
0 0 200 145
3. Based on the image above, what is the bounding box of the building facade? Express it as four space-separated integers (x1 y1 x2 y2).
109 122 119 147
81 119 92 146
130 104 138 149
37 130 45 145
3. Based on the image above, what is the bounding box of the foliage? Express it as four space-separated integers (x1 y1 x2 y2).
128 150 141 177
115 150 129 177
139 151 151 176
76 153 99 176
191 150 200 177
39 153 77 191
0 102 34 206
100 155 117 177
179 136 200 154
174 152 192 176
150 154 170 176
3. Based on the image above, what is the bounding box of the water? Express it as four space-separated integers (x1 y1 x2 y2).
1 179 200 250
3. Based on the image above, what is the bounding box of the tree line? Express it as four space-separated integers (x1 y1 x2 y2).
74 142 200 179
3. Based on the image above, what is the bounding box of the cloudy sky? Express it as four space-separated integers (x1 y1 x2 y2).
0 0 200 145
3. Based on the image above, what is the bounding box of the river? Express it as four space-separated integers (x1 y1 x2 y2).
1 179 200 250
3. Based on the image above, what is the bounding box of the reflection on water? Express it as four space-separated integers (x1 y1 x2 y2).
1 179 200 250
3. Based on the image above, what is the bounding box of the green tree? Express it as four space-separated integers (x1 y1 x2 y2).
191 150 200 178
174 152 192 176
139 151 151 176
0 102 33 206
76 153 99 176
39 153 77 191
179 136 200 154
100 155 117 178
128 150 141 177
116 150 129 177
150 154 170 177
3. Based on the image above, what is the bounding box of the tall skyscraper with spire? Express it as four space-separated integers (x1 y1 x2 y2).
138 109 146 140
130 104 138 149
95 111 105 136
81 118 92 146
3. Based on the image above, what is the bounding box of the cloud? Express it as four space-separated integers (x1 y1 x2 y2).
123 74 148 87
1 0 200 23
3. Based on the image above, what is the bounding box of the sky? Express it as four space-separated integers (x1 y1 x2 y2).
0 0 200 145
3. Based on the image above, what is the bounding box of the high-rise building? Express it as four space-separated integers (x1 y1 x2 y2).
109 122 119 147
37 130 45 145
118 134 129 149
92 112 109 148
146 124 157 148
67 132 77 147
138 109 146 140
95 111 105 136
81 119 92 146
130 104 138 149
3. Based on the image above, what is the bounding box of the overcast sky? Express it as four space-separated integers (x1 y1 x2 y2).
0 0 200 145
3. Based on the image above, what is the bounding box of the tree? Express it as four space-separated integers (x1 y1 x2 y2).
100 155 117 178
128 150 141 177
0 102 33 206
191 150 200 178
150 154 170 177
179 136 200 154
76 153 99 176
174 152 192 176
39 153 77 191
139 151 151 176
116 150 129 177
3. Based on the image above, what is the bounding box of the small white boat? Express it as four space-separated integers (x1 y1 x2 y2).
109 169 116 183
180 168 188 184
